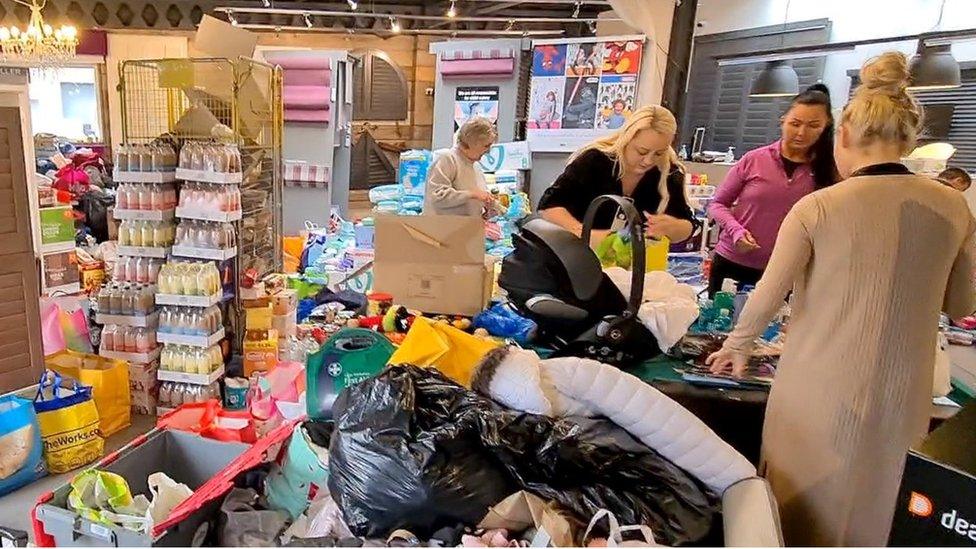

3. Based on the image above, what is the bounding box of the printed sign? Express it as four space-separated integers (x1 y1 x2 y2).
454 86 499 132
527 36 645 152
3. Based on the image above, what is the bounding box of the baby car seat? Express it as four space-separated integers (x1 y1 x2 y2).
499 195 661 367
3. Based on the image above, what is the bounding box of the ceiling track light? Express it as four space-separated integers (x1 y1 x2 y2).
587 20 596 33
447 0 457 18
505 19 515 31
389 15 401 33
227 10 238 26
304 12 312 28
572 1 581 18
261 0 270 8
347 0 357 9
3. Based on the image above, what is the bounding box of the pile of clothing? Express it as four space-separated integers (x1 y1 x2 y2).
197 339 763 547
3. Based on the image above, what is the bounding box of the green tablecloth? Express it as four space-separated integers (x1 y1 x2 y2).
590 353 971 465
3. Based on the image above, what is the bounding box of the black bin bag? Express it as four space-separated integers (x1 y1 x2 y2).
328 365 718 545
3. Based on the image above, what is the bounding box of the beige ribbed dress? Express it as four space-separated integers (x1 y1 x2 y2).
724 173 976 546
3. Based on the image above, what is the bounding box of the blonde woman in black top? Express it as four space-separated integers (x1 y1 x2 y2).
538 105 696 246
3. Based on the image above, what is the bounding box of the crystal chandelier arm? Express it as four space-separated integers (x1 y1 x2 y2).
9 0 45 9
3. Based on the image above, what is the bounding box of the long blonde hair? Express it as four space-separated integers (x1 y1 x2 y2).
841 52 923 155
570 105 685 214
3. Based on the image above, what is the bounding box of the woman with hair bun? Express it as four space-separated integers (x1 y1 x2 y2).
707 52 976 545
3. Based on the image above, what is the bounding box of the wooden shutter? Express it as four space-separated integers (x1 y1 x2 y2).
352 50 409 122
350 132 396 190
682 19 831 154
0 105 43 393
850 66 976 172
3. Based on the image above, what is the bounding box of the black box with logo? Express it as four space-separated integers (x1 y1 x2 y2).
889 402 976 546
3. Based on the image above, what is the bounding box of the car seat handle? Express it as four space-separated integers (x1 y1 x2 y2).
581 195 646 314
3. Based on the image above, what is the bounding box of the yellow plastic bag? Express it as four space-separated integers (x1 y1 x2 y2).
387 317 500 387
596 233 669 272
46 350 131 437
34 371 104 474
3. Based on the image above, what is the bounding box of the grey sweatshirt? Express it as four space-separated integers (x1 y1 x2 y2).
423 147 488 217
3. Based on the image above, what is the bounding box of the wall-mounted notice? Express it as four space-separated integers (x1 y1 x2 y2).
454 86 500 132
527 35 645 152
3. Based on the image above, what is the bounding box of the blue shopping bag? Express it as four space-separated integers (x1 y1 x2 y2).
0 395 47 496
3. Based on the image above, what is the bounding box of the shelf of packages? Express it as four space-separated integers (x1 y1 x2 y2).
39 241 75 254
96 311 160 328
175 207 243 223
112 169 178 184
155 293 223 308
171 246 238 261
116 245 171 258
157 365 225 386
113 209 176 222
156 327 225 348
100 346 162 364
175 169 243 185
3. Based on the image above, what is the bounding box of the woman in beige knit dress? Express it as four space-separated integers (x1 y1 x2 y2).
707 52 976 546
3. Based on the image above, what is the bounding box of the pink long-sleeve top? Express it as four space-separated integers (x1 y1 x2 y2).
708 140 818 269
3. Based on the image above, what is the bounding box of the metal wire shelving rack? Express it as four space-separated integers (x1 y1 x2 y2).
118 57 284 352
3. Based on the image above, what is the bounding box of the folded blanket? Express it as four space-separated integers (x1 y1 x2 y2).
284 110 331 123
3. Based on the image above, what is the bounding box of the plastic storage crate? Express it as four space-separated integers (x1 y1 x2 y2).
32 417 297 548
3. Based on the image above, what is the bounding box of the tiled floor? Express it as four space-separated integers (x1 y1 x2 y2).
0 414 155 541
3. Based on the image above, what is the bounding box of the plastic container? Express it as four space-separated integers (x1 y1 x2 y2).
32 429 248 547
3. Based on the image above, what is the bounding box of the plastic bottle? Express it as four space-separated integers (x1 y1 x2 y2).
679 144 689 160
732 285 753 324
713 308 733 333
724 146 735 163
713 278 736 312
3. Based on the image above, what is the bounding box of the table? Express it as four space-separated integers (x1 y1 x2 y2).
629 355 970 466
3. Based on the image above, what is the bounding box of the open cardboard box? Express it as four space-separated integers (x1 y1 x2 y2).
374 215 495 317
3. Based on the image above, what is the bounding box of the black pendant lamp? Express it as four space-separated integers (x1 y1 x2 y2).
909 43 961 90
749 60 800 98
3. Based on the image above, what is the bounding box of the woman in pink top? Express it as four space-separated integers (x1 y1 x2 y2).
707 84 837 295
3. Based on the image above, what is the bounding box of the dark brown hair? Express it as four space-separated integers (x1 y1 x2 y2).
786 83 838 188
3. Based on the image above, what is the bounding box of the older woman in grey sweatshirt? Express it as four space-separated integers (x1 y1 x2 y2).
423 116 497 216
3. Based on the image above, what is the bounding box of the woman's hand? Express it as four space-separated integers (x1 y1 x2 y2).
734 230 761 253
644 213 693 241
471 189 495 204
705 347 750 378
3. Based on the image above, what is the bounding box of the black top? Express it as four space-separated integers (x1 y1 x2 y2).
538 149 697 231
849 162 913 177
781 155 801 178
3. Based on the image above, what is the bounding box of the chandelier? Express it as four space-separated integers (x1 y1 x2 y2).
0 0 77 66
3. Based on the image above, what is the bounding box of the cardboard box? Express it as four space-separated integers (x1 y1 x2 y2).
244 329 278 377
271 289 298 316
374 215 492 316
128 361 158 393
889 403 976 546
80 260 105 295
273 313 297 338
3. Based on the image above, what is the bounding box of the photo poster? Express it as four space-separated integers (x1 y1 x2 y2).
527 35 645 152
454 86 500 132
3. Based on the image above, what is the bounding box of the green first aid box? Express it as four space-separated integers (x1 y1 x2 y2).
38 206 75 245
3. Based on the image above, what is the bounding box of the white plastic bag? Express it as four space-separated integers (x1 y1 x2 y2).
605 268 699 352
582 509 658 547
279 492 351 544
146 472 193 526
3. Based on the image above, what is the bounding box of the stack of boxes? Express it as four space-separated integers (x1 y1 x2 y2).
243 298 277 378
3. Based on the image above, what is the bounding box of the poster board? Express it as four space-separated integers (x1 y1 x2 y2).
526 35 645 152
454 86 499 132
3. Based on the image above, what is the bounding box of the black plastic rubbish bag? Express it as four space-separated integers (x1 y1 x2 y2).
328 365 718 545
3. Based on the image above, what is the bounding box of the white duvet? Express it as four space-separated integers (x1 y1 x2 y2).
475 347 756 495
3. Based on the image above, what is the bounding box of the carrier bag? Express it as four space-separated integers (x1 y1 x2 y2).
33 371 103 474
0 395 47 496
46 350 131 437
